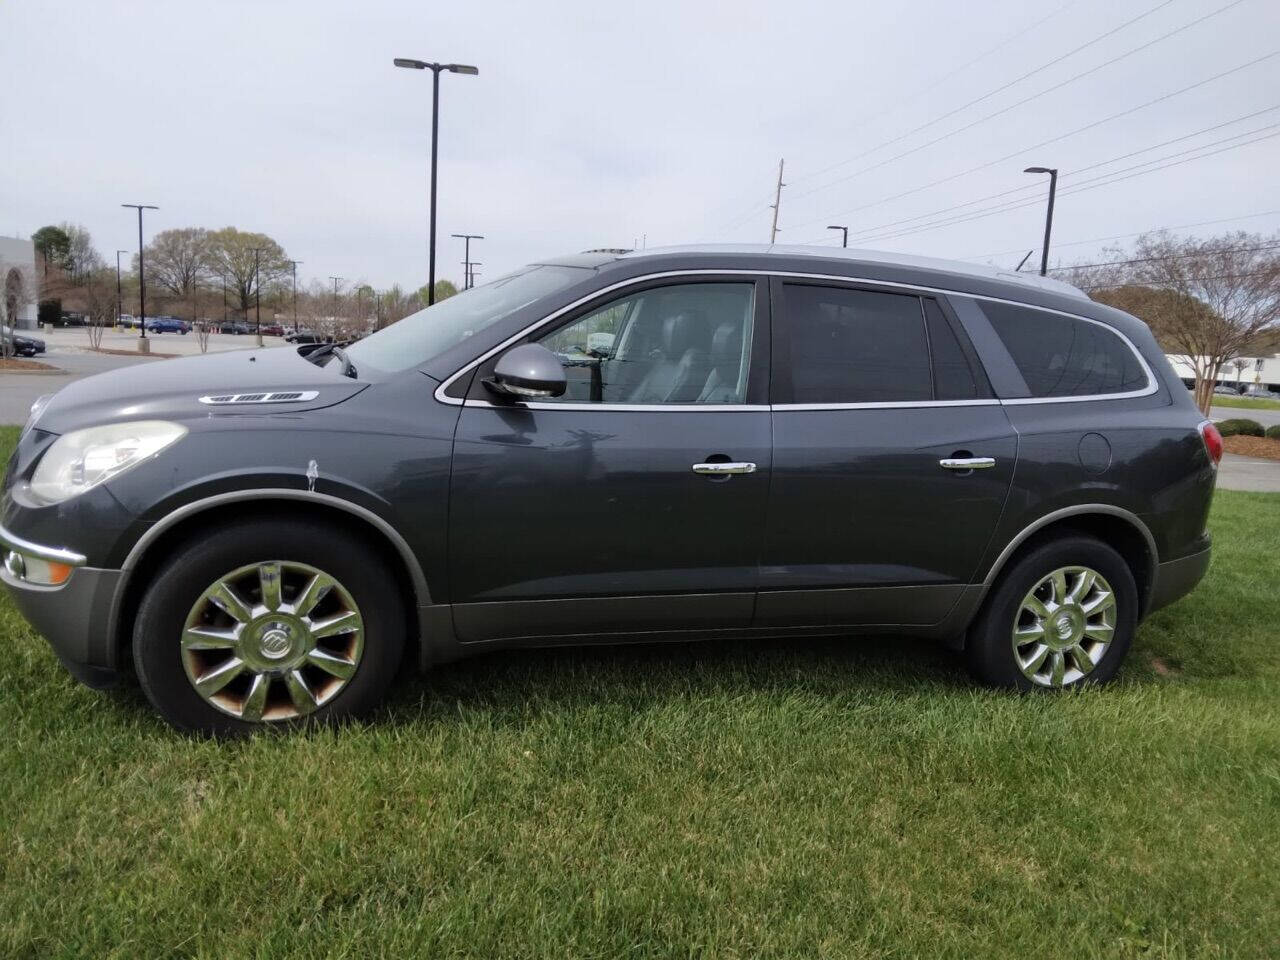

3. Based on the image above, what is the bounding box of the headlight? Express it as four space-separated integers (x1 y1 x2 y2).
28 420 187 505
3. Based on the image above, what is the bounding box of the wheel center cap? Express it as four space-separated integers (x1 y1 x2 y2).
259 623 294 660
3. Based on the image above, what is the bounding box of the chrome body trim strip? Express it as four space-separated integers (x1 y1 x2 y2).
980 504 1158 588
939 457 996 470
433 268 1159 411
0 523 87 567
119 489 431 605
199 391 321 405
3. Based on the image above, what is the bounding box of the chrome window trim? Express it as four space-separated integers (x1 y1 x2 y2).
433 268 1159 411
0 522 87 567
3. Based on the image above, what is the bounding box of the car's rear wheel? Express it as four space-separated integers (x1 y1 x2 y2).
966 535 1137 690
133 518 405 735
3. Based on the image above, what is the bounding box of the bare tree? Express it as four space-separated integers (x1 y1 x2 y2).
76 268 119 351
4 266 33 358
206 227 290 317
58 222 104 283
1084 231 1280 415
144 228 211 298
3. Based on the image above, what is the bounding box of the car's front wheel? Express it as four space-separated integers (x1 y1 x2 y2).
133 518 406 735
966 535 1137 690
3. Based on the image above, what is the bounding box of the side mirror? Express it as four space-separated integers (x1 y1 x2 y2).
485 343 566 399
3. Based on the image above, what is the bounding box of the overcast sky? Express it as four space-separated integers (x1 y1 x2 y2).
3 0 1278 292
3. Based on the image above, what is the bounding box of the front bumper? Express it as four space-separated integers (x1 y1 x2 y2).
2 522 123 688
2 564 124 688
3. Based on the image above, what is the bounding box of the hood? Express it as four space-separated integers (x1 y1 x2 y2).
33 346 369 434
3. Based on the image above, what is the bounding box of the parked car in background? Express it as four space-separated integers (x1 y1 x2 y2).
146 317 190 334
219 321 251 335
260 324 285 337
285 328 325 344
57 312 86 327
117 314 139 329
2 325 46 356
0 246 1219 735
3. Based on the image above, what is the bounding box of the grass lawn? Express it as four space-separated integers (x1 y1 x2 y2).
1211 394 1280 411
2 424 1278 958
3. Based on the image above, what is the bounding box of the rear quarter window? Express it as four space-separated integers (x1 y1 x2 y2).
980 301 1149 398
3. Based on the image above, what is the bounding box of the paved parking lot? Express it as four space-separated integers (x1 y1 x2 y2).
1 326 286 424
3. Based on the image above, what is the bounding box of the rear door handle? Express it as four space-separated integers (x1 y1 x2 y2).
939 457 996 470
692 461 757 476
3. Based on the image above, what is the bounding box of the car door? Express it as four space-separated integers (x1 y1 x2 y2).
447 276 772 643
758 277 1016 627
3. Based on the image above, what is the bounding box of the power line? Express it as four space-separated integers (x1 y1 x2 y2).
785 47 1279 234
962 210 1280 261
837 125 1280 246
790 0 1174 189
795 104 1280 246
1079 268 1280 290
1052 241 1280 271
786 0 1248 208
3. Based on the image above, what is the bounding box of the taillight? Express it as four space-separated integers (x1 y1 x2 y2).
1198 420 1223 468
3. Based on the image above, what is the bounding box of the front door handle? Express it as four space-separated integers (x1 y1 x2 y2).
939 457 996 470
692 461 757 476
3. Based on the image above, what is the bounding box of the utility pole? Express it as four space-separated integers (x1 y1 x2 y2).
769 158 785 243
451 233 483 289
221 273 228 323
466 262 482 289
249 247 266 345
288 260 302 333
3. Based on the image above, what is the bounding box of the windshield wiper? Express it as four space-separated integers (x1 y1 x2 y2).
303 341 357 378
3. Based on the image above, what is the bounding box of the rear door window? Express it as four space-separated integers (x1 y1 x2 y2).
980 301 1149 398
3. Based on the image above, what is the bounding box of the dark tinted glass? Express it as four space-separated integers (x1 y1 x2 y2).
982 301 1148 397
783 285 930 403
924 299 984 400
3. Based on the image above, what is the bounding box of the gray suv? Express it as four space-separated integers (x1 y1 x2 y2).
1 246 1220 735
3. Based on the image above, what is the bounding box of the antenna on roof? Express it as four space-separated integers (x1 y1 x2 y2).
1014 250 1035 272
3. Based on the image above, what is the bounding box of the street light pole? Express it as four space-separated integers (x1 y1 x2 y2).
115 250 128 324
451 233 484 289
1024 166 1058 276
121 204 157 345
249 247 266 345
394 58 478 306
826 225 848 248
288 260 302 333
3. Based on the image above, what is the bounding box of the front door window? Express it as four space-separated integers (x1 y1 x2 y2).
536 282 756 404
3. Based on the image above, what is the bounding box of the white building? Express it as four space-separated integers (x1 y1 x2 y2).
1 235 38 331
1166 354 1279 393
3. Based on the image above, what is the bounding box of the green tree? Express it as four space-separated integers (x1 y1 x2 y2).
416 279 459 304
206 228 290 317
31 225 70 276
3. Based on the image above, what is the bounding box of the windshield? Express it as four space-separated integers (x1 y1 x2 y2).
344 265 585 374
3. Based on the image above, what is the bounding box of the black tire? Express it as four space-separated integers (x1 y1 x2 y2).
966 535 1137 691
133 518 406 736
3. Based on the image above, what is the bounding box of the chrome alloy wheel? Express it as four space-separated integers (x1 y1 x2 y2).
1011 565 1116 688
180 561 364 722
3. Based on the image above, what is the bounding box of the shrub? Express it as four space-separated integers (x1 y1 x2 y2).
1217 418 1265 437
1266 425 1280 441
